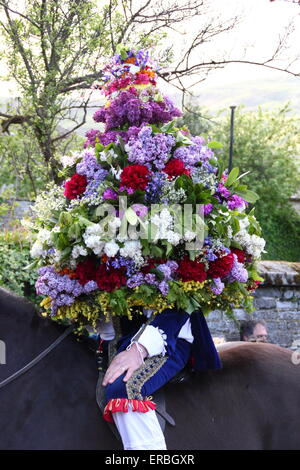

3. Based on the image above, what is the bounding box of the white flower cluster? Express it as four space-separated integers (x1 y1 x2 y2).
61 151 81 168
150 208 181 245
234 230 266 258
109 166 122 180
98 149 119 163
192 167 218 191
83 224 105 255
30 240 45 258
37 228 52 243
32 185 66 221
30 228 52 258
160 182 186 204
120 240 143 265
104 240 119 257
183 230 197 242
71 245 88 259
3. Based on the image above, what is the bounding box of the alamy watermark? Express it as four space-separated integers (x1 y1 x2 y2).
0 340 6 365
93 198 206 250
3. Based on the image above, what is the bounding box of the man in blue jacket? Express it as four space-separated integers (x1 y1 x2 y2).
102 307 221 450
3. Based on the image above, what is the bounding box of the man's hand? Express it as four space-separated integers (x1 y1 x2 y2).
102 343 148 386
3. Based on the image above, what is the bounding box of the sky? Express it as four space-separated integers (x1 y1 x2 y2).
154 0 300 111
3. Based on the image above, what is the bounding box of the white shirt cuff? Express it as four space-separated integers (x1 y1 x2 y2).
138 325 167 357
178 318 194 343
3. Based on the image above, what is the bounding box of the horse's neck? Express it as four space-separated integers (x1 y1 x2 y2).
0 290 60 374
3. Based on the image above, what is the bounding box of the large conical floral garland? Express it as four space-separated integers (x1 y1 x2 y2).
29 47 265 330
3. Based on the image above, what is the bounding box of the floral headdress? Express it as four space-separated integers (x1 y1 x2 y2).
28 47 265 331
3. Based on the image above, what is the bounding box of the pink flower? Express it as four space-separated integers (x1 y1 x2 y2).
131 204 148 218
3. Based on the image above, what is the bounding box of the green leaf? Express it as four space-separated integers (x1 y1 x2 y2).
160 120 176 133
23 259 41 270
165 241 173 257
208 140 223 149
150 245 163 258
225 167 239 187
235 190 259 204
176 131 193 145
78 216 93 227
58 211 72 226
60 246 72 260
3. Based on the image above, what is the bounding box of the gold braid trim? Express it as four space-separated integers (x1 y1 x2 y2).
126 354 168 400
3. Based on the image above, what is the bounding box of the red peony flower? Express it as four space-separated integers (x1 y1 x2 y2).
177 257 207 282
64 173 88 200
96 264 127 292
120 164 150 191
74 258 98 285
163 158 191 179
207 253 234 279
231 248 246 264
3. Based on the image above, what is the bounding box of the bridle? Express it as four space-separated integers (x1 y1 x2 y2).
0 325 75 390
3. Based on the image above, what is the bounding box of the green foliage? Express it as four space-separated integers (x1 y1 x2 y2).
213 105 300 261
0 227 40 303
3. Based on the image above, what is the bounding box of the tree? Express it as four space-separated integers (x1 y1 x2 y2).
0 0 299 183
0 99 84 200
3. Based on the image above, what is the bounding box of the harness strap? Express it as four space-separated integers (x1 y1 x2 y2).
0 325 75 390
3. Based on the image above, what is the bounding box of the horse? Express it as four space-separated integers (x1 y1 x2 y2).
0 288 299 450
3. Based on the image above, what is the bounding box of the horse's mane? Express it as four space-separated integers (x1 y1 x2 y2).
0 287 38 315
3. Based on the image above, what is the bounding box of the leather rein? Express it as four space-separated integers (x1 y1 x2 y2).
0 325 75 390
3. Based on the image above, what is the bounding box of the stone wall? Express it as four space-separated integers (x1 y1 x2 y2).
207 260 300 349
0 199 33 228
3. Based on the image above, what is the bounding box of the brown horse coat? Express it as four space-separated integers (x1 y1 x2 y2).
164 342 300 449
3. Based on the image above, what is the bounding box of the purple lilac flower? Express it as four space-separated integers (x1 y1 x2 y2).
110 257 135 277
75 150 108 202
206 249 218 262
127 273 144 288
83 280 98 293
158 280 169 295
210 278 225 295
103 188 118 200
126 126 175 170
227 194 248 210
226 254 248 283
35 266 97 314
84 129 129 148
165 260 178 273
217 183 231 199
174 136 215 170
93 89 182 131
204 236 213 246
144 273 157 285
145 172 167 203
76 150 108 182
203 204 213 216
157 264 172 280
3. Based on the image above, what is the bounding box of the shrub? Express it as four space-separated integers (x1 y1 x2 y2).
0 226 40 303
